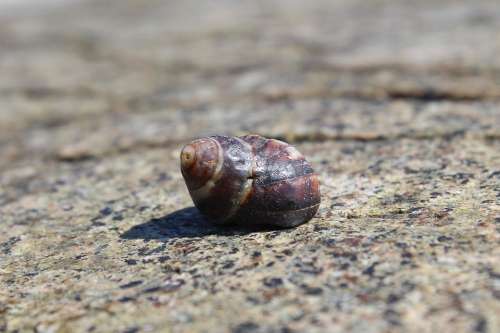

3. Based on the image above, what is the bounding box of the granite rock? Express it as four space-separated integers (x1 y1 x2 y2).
0 1 499 332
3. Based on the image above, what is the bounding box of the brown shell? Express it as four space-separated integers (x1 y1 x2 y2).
180 134 321 228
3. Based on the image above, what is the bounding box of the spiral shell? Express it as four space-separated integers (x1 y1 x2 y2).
180 134 321 227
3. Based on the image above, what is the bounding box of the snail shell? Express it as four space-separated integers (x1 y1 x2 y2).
180 134 321 228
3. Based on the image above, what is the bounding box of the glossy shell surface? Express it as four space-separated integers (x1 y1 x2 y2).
180 135 321 227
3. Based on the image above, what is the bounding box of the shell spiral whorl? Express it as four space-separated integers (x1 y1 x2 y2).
180 134 321 228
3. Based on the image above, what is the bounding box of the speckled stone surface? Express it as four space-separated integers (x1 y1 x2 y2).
1 1 499 332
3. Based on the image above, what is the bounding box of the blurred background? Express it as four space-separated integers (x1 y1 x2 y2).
1 0 499 164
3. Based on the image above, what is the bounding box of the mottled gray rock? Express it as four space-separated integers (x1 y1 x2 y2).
0 1 499 332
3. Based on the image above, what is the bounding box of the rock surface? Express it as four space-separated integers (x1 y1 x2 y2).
0 0 499 332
